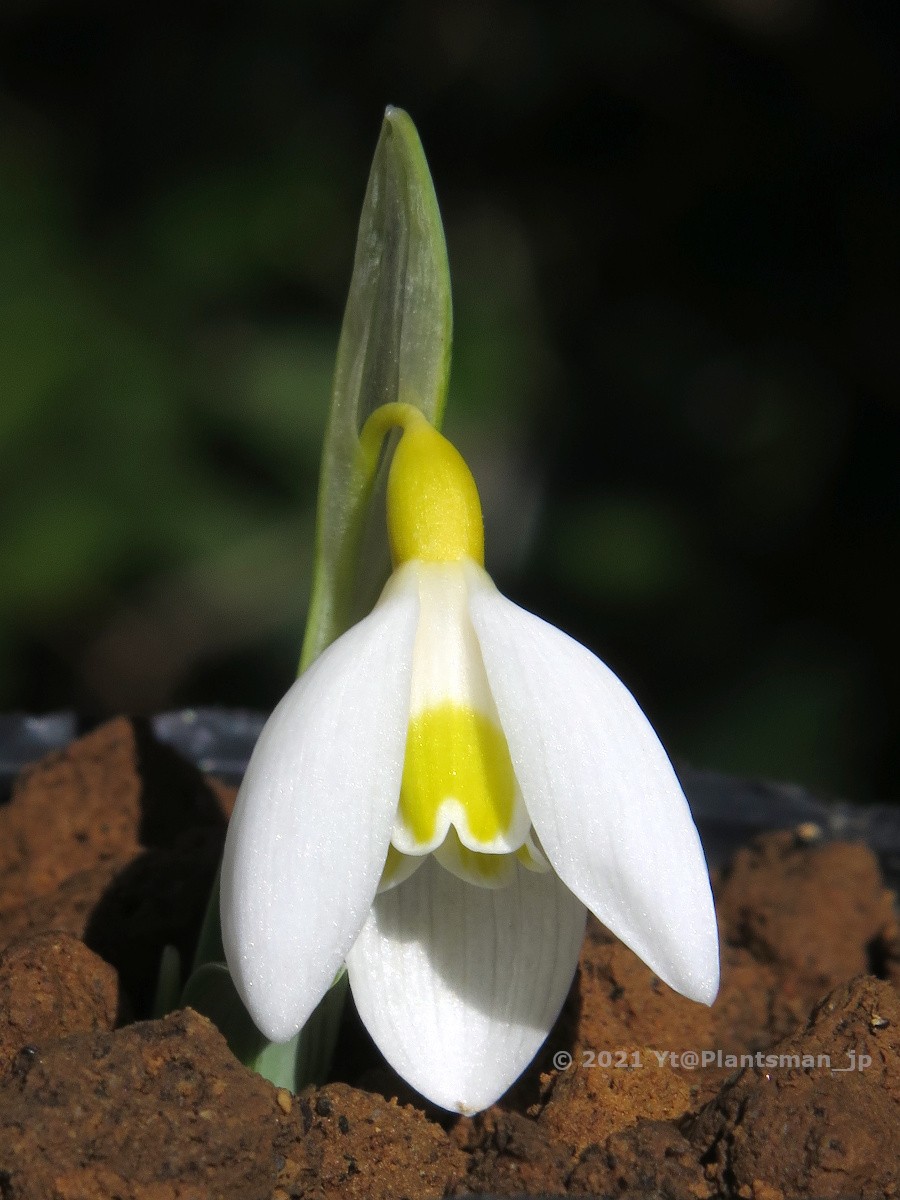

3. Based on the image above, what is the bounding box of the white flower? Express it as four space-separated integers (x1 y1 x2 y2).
220 404 719 1114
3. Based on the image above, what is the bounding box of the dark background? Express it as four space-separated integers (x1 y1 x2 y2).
1 0 898 800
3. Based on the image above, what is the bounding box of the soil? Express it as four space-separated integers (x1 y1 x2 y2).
0 717 898 1198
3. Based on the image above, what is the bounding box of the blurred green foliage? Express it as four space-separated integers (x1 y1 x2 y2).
0 0 898 800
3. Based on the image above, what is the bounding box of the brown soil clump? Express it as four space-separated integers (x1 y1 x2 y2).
0 718 223 905
277 1082 466 1199
0 718 232 1010
0 1005 465 1200
0 931 120 1072
450 1109 573 1194
690 975 900 1198
570 1120 712 1199
538 1042 697 1160
0 720 897 1197
573 918 717 1054
714 828 896 1004
0 1008 285 1199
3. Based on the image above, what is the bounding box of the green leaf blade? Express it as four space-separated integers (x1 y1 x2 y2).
300 107 452 671
182 962 349 1092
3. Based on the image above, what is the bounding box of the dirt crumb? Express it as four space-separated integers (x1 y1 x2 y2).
0 931 121 1073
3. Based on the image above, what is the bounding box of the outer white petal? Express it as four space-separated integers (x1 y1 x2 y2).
220 582 418 1042
468 569 719 1006
347 856 586 1114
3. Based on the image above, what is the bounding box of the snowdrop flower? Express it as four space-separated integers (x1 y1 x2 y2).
221 403 719 1114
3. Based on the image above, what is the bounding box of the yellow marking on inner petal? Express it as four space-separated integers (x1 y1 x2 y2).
398 702 516 847
381 844 407 886
516 841 549 872
434 827 514 888
378 844 424 892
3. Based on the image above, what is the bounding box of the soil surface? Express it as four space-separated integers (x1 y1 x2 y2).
0 717 898 1198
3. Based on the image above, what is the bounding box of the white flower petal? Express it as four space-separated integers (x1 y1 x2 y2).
468 570 719 1006
347 856 586 1114
220 582 418 1042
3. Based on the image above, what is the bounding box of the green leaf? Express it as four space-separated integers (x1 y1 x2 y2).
299 106 452 671
191 865 225 975
188 868 349 1089
152 944 182 1019
182 962 349 1092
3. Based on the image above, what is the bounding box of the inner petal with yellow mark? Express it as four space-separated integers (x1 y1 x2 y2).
398 701 521 850
382 561 546 889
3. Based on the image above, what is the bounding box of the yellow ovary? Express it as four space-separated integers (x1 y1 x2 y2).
386 420 484 567
359 402 484 568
